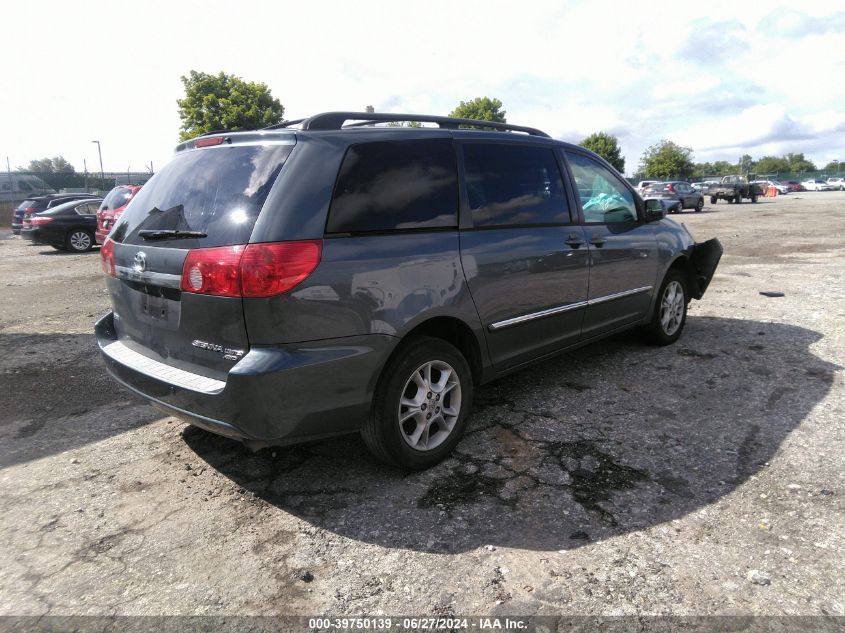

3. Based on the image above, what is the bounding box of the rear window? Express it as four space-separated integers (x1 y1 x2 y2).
16 200 37 210
99 187 135 211
327 139 458 233
110 143 293 247
644 183 669 193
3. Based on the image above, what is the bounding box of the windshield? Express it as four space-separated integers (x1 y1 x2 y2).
110 143 294 248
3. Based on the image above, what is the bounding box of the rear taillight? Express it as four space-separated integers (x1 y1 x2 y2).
100 238 116 277
195 136 226 148
30 217 53 226
666 184 675 192
181 246 245 297
180 240 322 298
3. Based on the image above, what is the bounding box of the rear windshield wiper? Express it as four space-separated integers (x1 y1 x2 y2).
138 229 207 241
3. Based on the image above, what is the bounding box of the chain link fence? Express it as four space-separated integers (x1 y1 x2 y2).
1 171 153 225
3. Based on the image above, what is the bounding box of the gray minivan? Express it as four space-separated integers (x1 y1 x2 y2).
96 112 722 469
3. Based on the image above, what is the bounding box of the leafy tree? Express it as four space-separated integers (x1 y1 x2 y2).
754 155 791 174
737 154 755 174
176 70 284 141
823 160 841 173
712 161 735 176
579 132 625 173
449 97 507 123
20 156 75 173
784 152 816 173
638 140 695 179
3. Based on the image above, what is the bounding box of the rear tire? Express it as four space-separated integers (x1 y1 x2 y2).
751 194 758 203
363 336 474 470
643 269 688 346
710 196 717 204
695 198 704 212
735 193 742 204
67 230 94 252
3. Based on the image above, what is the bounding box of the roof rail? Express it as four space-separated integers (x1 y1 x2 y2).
263 118 306 130
296 112 550 137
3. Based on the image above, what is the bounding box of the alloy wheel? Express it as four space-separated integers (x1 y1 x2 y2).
660 280 685 336
69 231 91 252
398 360 462 451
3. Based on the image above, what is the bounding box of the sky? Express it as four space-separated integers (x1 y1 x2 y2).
2 0 844 176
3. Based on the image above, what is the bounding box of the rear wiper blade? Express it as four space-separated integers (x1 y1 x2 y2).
138 229 207 240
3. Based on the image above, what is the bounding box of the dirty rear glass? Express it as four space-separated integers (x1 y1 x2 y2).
110 143 294 247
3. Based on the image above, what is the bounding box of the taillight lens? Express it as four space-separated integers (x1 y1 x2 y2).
666 184 675 192
101 238 116 277
240 241 322 298
181 246 245 297
30 216 53 225
179 240 322 298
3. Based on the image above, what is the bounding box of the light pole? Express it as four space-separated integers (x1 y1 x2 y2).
91 140 105 191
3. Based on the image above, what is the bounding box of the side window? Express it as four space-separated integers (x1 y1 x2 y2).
76 202 96 215
462 144 569 227
18 181 32 191
566 152 637 224
327 139 458 233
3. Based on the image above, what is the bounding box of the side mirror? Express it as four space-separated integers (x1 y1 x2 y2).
643 198 666 222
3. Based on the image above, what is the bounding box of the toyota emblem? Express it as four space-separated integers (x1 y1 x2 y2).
133 251 147 273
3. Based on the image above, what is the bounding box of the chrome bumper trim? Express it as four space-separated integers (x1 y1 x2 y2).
101 340 226 394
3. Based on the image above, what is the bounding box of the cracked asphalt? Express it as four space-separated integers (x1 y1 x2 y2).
0 193 843 617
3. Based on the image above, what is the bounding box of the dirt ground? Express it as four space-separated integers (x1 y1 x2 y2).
0 193 843 621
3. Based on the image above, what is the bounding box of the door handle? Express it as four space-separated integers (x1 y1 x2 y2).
565 233 584 248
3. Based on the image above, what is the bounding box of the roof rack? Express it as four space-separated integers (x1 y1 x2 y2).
291 112 549 137
263 118 306 130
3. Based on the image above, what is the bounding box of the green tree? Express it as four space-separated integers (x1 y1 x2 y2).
20 156 75 173
638 140 695 179
754 155 791 174
737 154 755 174
449 97 507 123
784 152 816 173
712 160 735 176
579 132 625 173
823 160 841 173
176 70 284 141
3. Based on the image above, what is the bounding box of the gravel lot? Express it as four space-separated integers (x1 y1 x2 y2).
1 193 843 620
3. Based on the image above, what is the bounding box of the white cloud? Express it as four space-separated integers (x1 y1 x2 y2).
1 0 843 175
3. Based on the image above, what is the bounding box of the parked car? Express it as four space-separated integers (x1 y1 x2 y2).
826 177 845 191
783 180 805 192
96 112 722 470
20 198 102 252
642 181 704 213
95 185 143 245
753 180 789 195
11 193 101 234
802 179 834 191
636 180 660 195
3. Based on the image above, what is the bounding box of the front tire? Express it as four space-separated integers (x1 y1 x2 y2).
695 198 704 212
67 230 94 252
363 336 474 470
644 269 688 346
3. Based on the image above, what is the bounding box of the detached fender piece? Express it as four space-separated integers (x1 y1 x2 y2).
685 238 723 300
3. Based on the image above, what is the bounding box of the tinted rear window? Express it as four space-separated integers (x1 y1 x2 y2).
99 187 134 211
327 139 458 233
111 144 293 247
463 143 570 227
16 200 37 210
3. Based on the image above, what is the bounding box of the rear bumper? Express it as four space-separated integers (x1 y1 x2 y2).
95 312 397 444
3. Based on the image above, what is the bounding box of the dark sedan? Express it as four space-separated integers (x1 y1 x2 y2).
20 198 103 252
11 193 102 234
642 181 704 213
